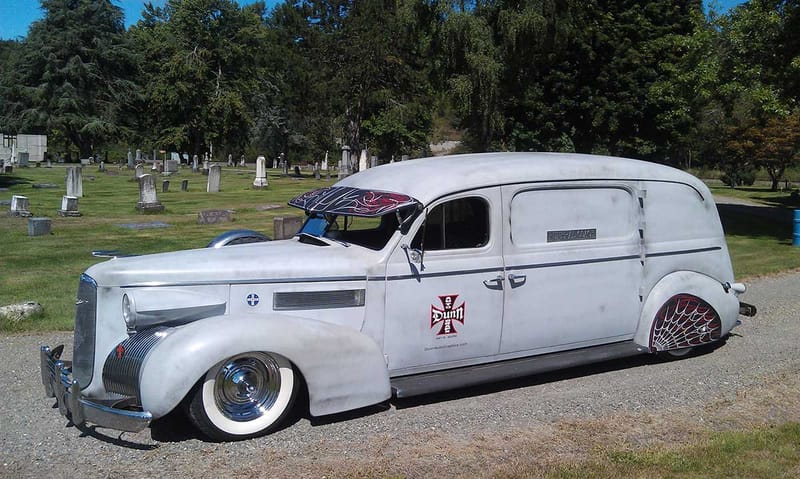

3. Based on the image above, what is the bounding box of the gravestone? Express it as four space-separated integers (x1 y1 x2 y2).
371 156 378 168
339 145 351 180
165 159 179 174
293 165 301 176
135 164 144 179
227 154 234 167
273 216 303 240
136 174 164 213
66 166 83 197
9 195 32 217
239 155 246 167
98 161 105 172
136 149 142 164
198 209 233 225
162 180 170 192
46 158 52 168
321 151 329 171
18 152 29 167
192 155 199 173
58 195 81 217
127 149 134 169
28 217 51 236
80 158 91 166
359 149 368 172
207 165 221 192
181 179 189 192
273 159 277 169
401 154 410 162
314 162 321 180
253 156 268 188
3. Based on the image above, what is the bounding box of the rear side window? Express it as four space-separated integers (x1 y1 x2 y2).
412 197 489 250
510 186 637 247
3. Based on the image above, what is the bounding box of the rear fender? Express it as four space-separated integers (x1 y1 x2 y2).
634 271 740 351
138 314 390 418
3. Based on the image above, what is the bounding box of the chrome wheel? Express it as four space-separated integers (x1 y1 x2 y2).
188 351 296 441
213 353 281 422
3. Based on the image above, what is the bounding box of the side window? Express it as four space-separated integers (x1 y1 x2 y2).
411 197 489 250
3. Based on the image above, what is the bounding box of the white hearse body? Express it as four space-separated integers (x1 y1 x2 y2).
41 153 754 440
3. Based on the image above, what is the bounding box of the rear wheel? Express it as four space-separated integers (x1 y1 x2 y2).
664 346 694 358
188 352 296 441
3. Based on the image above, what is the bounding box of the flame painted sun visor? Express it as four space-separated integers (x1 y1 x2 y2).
289 186 421 218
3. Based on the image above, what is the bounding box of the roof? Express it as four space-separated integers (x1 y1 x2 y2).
334 152 705 206
288 186 419 217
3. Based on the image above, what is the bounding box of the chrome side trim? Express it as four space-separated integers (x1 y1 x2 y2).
40 345 152 433
121 275 368 288
273 289 366 310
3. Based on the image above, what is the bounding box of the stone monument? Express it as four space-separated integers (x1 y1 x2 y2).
253 156 268 189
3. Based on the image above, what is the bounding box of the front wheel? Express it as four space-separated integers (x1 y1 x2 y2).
187 352 297 441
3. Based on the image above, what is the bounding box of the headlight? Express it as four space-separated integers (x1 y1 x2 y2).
122 293 136 330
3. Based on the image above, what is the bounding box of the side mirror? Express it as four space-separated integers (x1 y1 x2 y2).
401 244 423 264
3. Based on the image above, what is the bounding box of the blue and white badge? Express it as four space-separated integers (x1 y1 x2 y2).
246 293 260 307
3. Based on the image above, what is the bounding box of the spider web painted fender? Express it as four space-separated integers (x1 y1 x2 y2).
634 271 741 352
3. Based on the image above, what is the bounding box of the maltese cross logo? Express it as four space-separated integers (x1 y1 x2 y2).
430 294 466 336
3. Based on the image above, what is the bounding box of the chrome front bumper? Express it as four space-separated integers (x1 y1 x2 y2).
40 345 153 433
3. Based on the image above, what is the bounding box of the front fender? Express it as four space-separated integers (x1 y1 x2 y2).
138 314 391 418
634 271 741 350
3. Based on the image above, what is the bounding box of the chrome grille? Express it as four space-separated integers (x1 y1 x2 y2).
273 289 366 311
73 274 97 388
103 327 170 398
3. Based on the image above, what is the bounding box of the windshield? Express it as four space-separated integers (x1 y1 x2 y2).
290 186 422 250
299 211 408 250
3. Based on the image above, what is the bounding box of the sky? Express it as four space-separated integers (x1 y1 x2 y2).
1 0 748 41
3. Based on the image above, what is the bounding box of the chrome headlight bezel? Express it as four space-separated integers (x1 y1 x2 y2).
122 293 136 331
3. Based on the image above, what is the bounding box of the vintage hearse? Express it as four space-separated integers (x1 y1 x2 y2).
41 152 756 440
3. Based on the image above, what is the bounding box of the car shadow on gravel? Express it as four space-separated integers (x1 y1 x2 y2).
392 340 727 410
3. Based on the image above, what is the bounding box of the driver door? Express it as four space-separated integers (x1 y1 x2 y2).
383 188 504 375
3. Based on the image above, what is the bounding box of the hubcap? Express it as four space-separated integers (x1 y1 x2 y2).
213 353 281 422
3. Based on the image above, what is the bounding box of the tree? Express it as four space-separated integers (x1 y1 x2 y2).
732 113 800 191
2 0 137 158
129 0 268 155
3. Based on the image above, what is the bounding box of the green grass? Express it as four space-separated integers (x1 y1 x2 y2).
545 423 800 479
0 163 335 330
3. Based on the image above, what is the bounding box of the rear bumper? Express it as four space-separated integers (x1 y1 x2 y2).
40 345 152 433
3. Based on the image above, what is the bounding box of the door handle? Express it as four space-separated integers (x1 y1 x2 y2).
508 273 527 288
483 275 504 290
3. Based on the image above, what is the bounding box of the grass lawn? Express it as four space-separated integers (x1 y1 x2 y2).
0 163 335 330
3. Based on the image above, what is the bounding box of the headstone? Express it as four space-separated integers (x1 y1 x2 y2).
202 160 210 175
66 167 83 197
127 149 134 169
192 155 199 173
227 154 234 167
9 195 32 217
135 164 144 178
58 195 81 217
32 183 58 189
98 161 105 172
181 179 189 192
273 159 277 169
253 156 268 188
28 217 51 236
371 156 378 168
401 154 410 162
207 165 222 192
135 149 142 164
239 155 246 167
18 152 29 167
80 158 91 166
293 165 301 176
136 174 164 213
46 158 52 168
198 209 233 225
273 216 303 240
162 180 170 192
359 149 368 172
321 151 329 171
165 159 178 174
339 145 350 179
314 162 321 180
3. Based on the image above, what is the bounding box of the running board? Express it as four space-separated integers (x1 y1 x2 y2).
391 341 643 398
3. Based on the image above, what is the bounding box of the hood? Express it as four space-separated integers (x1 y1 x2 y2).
85 238 378 287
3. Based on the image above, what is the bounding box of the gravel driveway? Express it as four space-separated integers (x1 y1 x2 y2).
1 273 799 478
